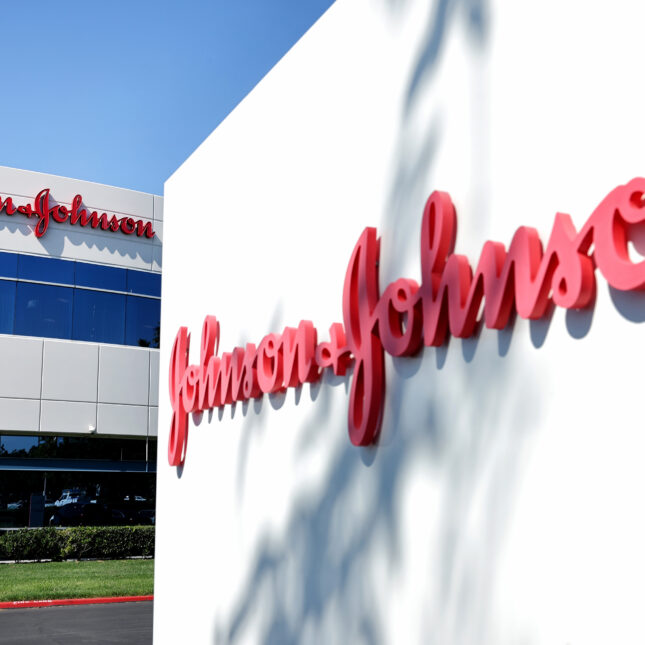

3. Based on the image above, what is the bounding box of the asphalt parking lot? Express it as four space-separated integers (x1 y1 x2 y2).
0 600 153 644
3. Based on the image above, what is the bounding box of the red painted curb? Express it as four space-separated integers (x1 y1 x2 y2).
0 595 153 609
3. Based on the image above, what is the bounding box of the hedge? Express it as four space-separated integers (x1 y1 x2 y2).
0 527 155 562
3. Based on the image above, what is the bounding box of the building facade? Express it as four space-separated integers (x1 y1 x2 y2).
0 165 161 527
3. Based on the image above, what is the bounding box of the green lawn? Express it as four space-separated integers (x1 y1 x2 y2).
0 559 154 601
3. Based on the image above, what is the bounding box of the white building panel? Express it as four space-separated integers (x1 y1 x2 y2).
0 336 42 399
0 220 157 271
0 398 40 432
0 165 154 221
148 351 160 407
152 245 162 273
153 195 164 222
40 400 97 435
42 339 98 403
98 345 150 406
48 227 155 271
97 403 148 437
148 407 158 438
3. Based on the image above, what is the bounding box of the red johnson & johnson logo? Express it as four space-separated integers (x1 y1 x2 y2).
168 178 645 467
0 188 155 239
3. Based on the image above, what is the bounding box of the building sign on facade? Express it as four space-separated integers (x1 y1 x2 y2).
0 188 156 239
168 178 645 466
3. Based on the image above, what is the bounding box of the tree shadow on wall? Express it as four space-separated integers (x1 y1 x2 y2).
210 3 543 644
395 0 488 117
213 0 645 640
214 334 540 644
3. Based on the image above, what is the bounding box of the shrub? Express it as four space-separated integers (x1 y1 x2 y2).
1 528 65 562
61 526 155 560
0 526 154 562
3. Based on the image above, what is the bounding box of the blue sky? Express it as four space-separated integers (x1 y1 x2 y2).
0 0 335 196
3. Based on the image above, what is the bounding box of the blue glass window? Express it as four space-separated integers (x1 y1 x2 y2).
0 434 38 455
15 283 73 339
125 296 160 347
18 255 74 286
0 252 17 279
4 254 161 346
126 270 161 297
72 290 126 344
0 280 16 333
75 263 127 292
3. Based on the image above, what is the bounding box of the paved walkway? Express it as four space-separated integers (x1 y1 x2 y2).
0 600 153 644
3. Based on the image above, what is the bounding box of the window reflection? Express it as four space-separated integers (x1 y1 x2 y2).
0 434 154 462
0 435 38 455
0 252 17 278
2 251 159 297
75 264 127 292
18 255 75 285
2 273 160 347
126 296 160 348
0 468 157 528
126 270 161 297
0 280 16 333
15 283 73 339
72 289 126 344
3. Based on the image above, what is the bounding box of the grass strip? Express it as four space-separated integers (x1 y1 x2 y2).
0 559 154 601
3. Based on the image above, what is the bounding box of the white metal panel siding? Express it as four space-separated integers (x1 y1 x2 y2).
41 340 98 403
0 335 42 399
0 337 158 438
98 345 150 406
148 351 160 407
97 403 149 437
0 166 153 222
40 400 97 434
148 407 158 438
153 195 164 222
0 398 40 432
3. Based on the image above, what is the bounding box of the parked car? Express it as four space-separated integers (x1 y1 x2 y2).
123 495 147 503
48 502 119 527
54 488 89 507
137 509 155 525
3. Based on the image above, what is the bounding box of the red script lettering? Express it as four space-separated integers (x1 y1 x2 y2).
168 179 645 466
0 188 156 239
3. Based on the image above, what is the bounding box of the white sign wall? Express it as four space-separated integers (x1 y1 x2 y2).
154 1 645 643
